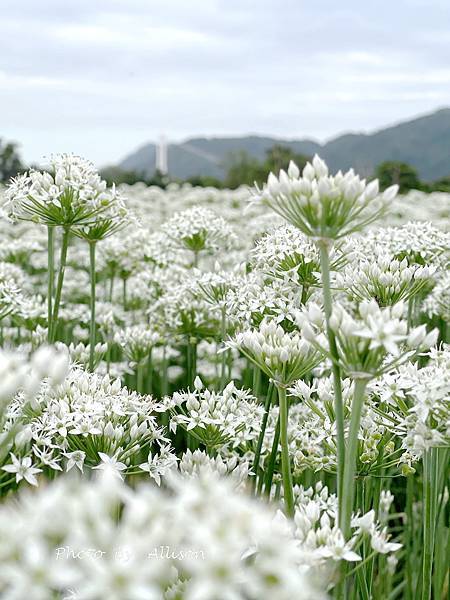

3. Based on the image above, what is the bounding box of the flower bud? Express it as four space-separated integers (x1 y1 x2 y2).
288 160 300 179
312 155 328 177
302 162 315 181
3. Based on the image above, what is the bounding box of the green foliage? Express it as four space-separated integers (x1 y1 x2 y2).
430 176 450 192
223 151 265 188
374 161 422 193
264 144 309 175
100 167 171 188
0 139 24 183
185 175 224 188
100 166 149 186
224 145 311 189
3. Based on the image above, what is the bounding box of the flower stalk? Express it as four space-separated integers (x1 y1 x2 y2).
341 378 368 538
252 382 274 494
47 226 54 342
318 240 346 508
277 383 295 517
88 241 97 372
50 226 70 342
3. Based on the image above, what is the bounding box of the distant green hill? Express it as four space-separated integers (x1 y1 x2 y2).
119 108 450 181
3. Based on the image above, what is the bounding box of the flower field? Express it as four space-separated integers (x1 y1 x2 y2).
0 154 448 599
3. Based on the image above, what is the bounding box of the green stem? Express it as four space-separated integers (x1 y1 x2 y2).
421 447 439 600
433 449 449 598
88 241 96 372
122 278 127 310
161 345 169 397
252 366 261 399
319 241 346 518
219 306 227 390
341 379 367 538
50 227 70 343
300 283 309 305
47 226 54 342
277 384 294 517
407 297 414 333
161 345 169 428
405 475 415 599
252 382 274 494
186 337 197 388
109 271 115 302
136 363 144 394
264 415 280 497
106 341 111 374
346 551 378 578
147 350 153 394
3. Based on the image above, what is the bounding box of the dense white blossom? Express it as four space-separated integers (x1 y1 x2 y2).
251 155 398 239
0 470 323 600
4 154 128 228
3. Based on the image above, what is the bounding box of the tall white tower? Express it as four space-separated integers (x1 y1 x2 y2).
155 135 168 174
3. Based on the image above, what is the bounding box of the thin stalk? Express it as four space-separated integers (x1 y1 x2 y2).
319 241 345 516
407 297 414 333
346 551 377 578
433 448 449 598
161 345 169 397
264 415 280 497
136 363 144 394
252 382 274 494
47 226 54 342
405 475 414 599
388 581 406 600
161 345 169 428
186 337 197 388
421 447 438 600
277 384 294 517
122 278 127 310
341 379 367 538
109 272 115 302
300 283 309 305
50 226 70 342
252 366 261 399
88 241 96 372
219 306 227 390
146 350 153 394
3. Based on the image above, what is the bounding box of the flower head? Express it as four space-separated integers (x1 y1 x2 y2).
251 155 398 240
229 319 321 385
5 154 127 229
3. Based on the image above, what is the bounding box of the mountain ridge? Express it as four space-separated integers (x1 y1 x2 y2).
119 108 450 181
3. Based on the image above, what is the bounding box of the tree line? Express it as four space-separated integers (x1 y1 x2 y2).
1 138 449 193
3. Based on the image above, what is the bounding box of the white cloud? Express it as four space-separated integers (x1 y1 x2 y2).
0 0 448 165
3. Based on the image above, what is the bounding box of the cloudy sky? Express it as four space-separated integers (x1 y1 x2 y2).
1 0 449 166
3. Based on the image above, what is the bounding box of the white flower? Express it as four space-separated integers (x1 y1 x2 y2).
64 450 86 473
317 530 361 562
351 509 375 532
354 313 406 356
31 345 70 384
162 382 264 449
251 155 398 239
93 451 127 480
229 318 320 385
139 449 177 486
370 528 402 554
5 154 128 229
162 206 237 254
2 453 42 486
